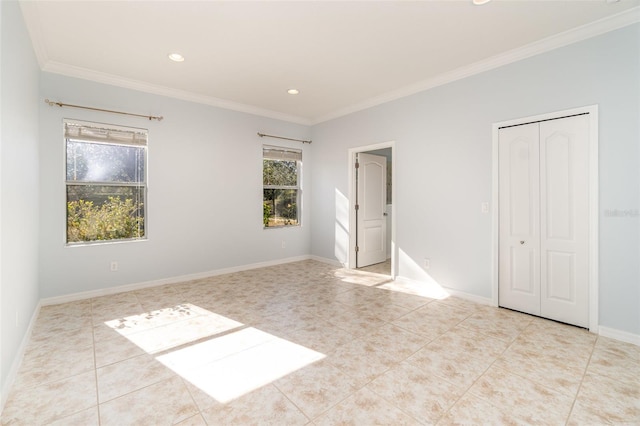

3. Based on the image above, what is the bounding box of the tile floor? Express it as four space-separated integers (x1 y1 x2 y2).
357 259 391 275
2 260 639 425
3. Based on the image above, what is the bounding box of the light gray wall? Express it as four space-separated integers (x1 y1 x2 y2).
0 0 40 396
310 24 640 335
39 74 312 298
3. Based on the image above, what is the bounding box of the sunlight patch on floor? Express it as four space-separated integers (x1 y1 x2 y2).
158 328 325 403
105 304 324 404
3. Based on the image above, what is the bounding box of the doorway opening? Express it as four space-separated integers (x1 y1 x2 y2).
348 142 395 278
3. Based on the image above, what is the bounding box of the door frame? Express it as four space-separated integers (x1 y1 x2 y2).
491 105 599 332
348 141 396 277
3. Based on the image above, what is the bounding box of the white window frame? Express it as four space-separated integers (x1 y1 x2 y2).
262 145 302 228
64 119 148 245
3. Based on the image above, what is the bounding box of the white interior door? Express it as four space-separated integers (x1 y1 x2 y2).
539 115 589 327
499 122 541 316
499 115 590 328
357 153 387 267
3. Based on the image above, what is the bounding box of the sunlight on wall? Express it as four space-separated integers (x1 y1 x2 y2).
334 188 350 265
105 304 324 404
391 249 450 299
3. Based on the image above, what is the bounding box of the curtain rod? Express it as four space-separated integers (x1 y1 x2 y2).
257 132 311 144
45 99 163 121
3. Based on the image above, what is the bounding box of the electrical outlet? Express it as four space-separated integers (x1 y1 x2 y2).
281 241 286 249
481 202 489 213
110 261 118 272
424 258 430 269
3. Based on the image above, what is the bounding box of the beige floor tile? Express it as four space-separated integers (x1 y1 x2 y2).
367 362 464 424
361 301 414 322
174 413 208 426
359 323 428 361
587 336 640 386
30 311 93 337
327 338 399 388
407 327 508 388
394 301 471 336
436 296 487 313
96 353 175 402
13 343 95 390
326 309 387 337
494 343 585 396
567 371 640 424
100 303 210 336
313 387 421 425
438 393 526 426
121 312 244 354
164 334 324 406
91 291 139 309
94 332 146 367
357 259 391 275
27 324 94 350
181 379 219 413
457 308 532 342
134 285 186 311
99 376 199 426
91 301 146 326
285 321 356 354
525 317 597 347
200 384 309 425
49 406 100 426
1 371 97 425
375 288 433 310
469 366 574 424
274 359 357 419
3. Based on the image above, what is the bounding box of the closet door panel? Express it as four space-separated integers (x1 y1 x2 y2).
539 115 589 327
498 123 541 315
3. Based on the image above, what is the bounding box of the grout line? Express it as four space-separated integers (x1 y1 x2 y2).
91 299 102 426
565 334 599 425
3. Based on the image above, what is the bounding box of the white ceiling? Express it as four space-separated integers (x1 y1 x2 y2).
20 1 640 125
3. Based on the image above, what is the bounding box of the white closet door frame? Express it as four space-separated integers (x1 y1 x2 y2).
491 105 599 332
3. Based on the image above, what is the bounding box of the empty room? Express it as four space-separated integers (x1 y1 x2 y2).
1 0 639 424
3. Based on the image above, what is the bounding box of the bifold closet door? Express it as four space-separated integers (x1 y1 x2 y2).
539 115 589 327
499 114 589 327
499 122 541 317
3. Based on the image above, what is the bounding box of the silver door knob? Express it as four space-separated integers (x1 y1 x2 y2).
520 241 525 245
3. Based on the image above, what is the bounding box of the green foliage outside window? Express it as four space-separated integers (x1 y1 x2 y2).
67 196 144 242
263 158 300 227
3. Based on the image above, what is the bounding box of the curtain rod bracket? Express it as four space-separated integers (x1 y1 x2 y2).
45 99 163 121
258 132 311 144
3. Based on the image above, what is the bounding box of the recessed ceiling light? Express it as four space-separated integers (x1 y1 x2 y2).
168 53 185 62
473 0 491 4
287 89 300 95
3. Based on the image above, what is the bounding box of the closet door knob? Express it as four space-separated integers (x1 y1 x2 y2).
520 241 525 245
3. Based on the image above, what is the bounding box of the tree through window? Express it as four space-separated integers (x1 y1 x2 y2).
263 146 301 227
65 120 147 244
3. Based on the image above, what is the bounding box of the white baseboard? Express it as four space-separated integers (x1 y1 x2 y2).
41 255 313 306
442 286 493 307
599 326 640 347
1 301 41 414
309 255 344 267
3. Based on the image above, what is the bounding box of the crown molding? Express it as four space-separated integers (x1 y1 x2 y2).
311 6 640 125
41 61 312 126
24 3 638 127
19 1 49 68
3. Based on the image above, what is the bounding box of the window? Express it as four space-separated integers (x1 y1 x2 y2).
65 120 147 244
263 145 301 227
